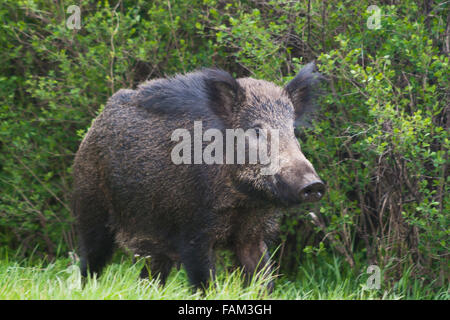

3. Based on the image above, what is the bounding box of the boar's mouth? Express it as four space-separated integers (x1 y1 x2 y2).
271 174 301 206
234 179 276 204
234 174 320 208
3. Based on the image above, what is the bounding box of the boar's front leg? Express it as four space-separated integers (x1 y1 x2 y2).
235 239 274 292
180 232 216 291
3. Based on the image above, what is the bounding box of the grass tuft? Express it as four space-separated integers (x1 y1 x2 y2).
0 253 447 300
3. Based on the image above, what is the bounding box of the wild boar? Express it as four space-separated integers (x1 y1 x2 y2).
72 62 325 290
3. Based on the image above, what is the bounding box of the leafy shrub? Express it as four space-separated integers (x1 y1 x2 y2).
0 0 447 290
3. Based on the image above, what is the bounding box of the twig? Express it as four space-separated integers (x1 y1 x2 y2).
308 211 355 268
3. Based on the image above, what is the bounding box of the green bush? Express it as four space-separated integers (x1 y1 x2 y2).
0 0 447 291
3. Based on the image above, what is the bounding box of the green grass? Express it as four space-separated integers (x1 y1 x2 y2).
0 252 447 300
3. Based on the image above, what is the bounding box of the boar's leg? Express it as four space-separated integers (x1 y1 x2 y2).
78 223 115 278
139 255 173 286
235 240 274 292
74 190 116 279
179 232 215 291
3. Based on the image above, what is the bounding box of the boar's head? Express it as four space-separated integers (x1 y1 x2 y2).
205 63 325 206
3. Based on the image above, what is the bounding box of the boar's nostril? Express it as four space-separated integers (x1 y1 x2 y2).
299 181 325 202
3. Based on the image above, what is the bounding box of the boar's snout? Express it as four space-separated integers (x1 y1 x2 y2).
276 139 326 204
299 181 325 202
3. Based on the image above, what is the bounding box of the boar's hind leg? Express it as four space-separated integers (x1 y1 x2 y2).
139 255 173 286
76 196 115 278
79 224 115 278
235 240 274 292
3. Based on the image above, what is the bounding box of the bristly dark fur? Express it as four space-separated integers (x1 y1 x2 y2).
133 68 240 122
72 64 323 292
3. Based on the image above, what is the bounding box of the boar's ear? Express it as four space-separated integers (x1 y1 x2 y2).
203 68 242 119
284 62 322 125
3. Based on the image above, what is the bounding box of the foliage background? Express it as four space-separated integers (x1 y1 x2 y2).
0 0 448 291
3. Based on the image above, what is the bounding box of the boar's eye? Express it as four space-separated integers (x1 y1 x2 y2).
252 124 264 139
